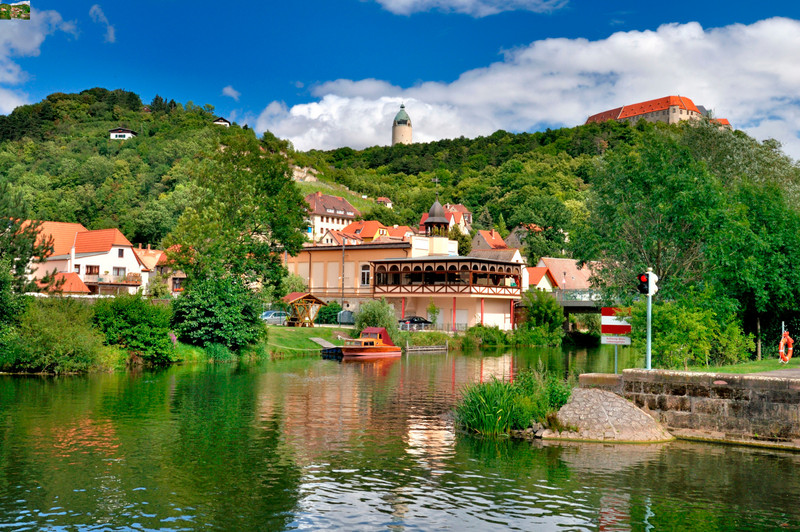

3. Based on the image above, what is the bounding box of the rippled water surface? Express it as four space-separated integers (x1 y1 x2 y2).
1 346 800 530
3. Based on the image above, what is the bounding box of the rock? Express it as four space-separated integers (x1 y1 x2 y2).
543 388 673 443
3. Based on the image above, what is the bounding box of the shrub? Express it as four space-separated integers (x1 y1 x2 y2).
511 325 562 347
316 301 343 325
205 342 234 362
93 294 174 364
354 298 399 338
1 298 105 373
521 290 562 333
464 325 509 347
171 276 264 352
455 378 518 435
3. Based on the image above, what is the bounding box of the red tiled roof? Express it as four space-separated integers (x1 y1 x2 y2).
587 96 700 123
527 267 555 286
34 221 88 257
342 220 389 240
479 229 508 249
304 191 360 218
38 272 90 294
377 197 391 203
711 118 731 126
75 228 133 254
444 203 472 215
133 246 165 271
321 229 363 246
538 257 594 290
387 225 414 238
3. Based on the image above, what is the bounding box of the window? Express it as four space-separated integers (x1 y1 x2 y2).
118 248 124 258
113 267 126 278
360 265 371 286
74 265 80 274
86 265 99 275
172 277 184 291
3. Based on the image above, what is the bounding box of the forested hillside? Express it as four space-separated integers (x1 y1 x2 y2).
5 88 800 359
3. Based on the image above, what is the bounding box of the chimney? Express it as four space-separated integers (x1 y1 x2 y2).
138 243 142 249
147 244 151 251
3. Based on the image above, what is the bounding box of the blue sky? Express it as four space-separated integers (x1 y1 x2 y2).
5 1 800 156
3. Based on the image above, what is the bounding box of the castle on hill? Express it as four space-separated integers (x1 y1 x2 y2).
585 95 731 129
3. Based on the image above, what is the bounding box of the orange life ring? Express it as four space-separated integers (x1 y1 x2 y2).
780 333 794 363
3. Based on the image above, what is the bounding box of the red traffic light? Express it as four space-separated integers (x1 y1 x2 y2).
637 272 649 294
638 273 648 283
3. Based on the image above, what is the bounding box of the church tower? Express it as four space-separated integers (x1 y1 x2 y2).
391 104 412 146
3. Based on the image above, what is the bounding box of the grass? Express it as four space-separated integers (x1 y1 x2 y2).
263 325 353 357
690 356 800 374
296 180 378 214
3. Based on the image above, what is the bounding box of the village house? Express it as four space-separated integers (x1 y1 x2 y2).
213 117 231 127
505 223 542 249
472 229 508 250
108 127 137 140
132 244 187 297
29 221 147 295
525 266 558 292
341 220 390 242
304 192 361 242
376 197 393 209
444 203 473 229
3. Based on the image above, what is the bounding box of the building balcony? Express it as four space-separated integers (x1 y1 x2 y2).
83 273 142 285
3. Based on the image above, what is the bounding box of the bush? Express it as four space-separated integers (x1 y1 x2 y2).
463 325 509 347
316 301 342 325
93 294 174 364
521 290 562 333
354 298 398 338
511 325 562 347
171 276 264 352
0 298 107 373
205 342 234 362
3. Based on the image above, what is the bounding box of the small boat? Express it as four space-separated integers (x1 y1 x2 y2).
341 327 402 359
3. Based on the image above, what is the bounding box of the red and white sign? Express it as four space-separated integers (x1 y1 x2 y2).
601 307 631 335
601 335 631 346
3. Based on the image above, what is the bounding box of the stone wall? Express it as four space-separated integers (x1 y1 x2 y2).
579 369 800 443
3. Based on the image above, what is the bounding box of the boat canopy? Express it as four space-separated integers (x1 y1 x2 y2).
360 327 396 346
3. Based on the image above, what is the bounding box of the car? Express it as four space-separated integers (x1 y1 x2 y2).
262 311 288 325
398 316 432 330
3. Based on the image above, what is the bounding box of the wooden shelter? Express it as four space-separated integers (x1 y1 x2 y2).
281 292 327 327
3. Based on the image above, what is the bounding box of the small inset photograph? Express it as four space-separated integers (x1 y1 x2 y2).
0 1 30 20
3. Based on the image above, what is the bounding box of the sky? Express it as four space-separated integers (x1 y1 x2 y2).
5 1 800 157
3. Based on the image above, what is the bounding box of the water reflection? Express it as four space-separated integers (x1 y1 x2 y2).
0 346 798 531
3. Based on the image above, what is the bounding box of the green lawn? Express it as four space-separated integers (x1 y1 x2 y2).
690 356 800 374
296 180 378 213
264 325 353 354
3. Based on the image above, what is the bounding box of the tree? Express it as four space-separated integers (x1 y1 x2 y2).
0 182 54 293
354 298 399 338
574 129 726 299
508 195 571 263
448 226 472 256
171 276 264 352
521 290 562 333
165 129 308 290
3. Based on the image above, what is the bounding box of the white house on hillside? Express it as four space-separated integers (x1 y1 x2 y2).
29 221 147 295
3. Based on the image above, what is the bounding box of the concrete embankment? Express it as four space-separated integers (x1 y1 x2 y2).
581 369 800 450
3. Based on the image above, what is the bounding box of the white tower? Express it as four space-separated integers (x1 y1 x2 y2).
391 104 412 146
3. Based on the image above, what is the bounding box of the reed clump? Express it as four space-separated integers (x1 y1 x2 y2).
455 365 573 436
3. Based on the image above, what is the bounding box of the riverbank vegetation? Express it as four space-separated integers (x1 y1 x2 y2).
455 367 573 436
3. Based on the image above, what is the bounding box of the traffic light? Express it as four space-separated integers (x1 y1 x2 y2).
636 271 659 295
637 272 649 294
648 272 659 295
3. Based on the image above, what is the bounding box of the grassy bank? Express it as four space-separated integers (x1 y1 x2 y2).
689 356 797 374
264 325 353 357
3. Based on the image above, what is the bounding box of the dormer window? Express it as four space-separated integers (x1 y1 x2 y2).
326 208 334 213
336 210 344 215
346 211 354 216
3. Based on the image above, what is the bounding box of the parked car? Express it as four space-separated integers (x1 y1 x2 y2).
262 311 288 325
398 316 432 330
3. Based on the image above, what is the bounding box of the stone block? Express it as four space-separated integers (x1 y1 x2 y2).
623 381 640 394
761 389 800 405
645 395 659 411
642 381 665 395
665 383 687 396
664 395 691 411
692 398 724 416
710 385 750 401
743 376 789 392
663 411 693 429
685 383 711 398
579 373 622 390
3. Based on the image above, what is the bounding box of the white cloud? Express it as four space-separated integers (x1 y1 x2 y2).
89 4 115 43
253 18 800 159
373 0 567 17
0 8 76 113
222 85 241 101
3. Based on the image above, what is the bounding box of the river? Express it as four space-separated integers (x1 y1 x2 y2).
1 346 799 530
